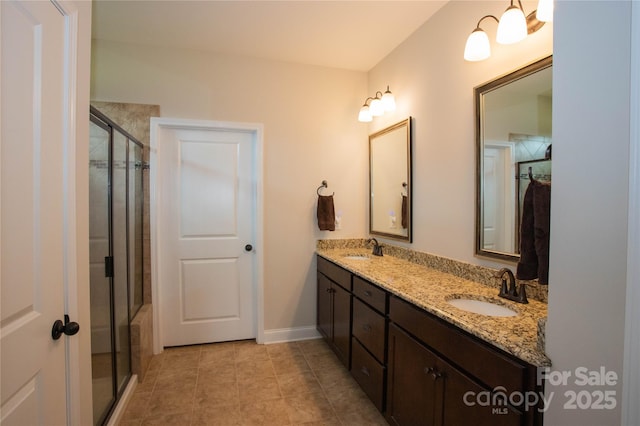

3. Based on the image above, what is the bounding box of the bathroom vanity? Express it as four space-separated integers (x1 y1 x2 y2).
316 244 548 426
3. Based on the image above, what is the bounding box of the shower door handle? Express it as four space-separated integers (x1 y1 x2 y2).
51 315 80 340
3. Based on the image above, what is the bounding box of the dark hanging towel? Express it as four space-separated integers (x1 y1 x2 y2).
401 195 408 229
517 179 551 284
317 194 336 231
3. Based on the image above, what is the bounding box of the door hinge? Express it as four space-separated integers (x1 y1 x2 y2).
104 256 114 278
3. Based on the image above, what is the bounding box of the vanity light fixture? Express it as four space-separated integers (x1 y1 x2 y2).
536 0 553 22
358 86 396 122
464 0 549 62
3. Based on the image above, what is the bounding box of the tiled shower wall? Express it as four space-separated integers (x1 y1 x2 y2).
91 101 160 382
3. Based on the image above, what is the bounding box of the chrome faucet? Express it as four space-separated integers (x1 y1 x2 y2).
496 268 528 304
367 238 383 256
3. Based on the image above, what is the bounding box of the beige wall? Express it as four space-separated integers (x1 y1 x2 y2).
546 2 631 425
367 0 552 268
91 41 369 332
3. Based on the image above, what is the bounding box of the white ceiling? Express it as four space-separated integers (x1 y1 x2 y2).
91 0 448 72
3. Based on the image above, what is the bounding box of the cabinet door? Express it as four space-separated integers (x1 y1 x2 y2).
438 358 524 426
332 282 352 368
386 324 441 426
317 273 333 341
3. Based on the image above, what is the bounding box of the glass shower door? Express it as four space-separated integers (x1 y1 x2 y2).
112 130 132 395
89 119 115 425
129 143 144 317
89 107 143 425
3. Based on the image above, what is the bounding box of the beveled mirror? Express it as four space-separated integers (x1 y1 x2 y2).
476 56 552 261
370 117 412 241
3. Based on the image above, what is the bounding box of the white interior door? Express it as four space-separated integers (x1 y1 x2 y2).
1 1 70 424
156 123 257 347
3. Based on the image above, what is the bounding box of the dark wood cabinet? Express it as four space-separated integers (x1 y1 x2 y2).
332 282 351 366
351 338 386 411
351 290 388 412
317 256 352 368
387 323 524 426
352 298 386 362
386 324 440 425
387 296 538 426
316 255 541 426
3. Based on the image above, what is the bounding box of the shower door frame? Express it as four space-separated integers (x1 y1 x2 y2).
89 106 144 425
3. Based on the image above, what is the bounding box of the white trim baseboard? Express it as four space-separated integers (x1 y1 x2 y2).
262 326 321 344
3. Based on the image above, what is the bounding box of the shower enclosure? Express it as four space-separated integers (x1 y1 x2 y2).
89 106 144 425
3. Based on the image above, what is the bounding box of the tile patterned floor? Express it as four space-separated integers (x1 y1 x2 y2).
118 339 388 425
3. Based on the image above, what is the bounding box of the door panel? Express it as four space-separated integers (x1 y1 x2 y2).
1 1 68 424
159 126 256 346
180 259 240 320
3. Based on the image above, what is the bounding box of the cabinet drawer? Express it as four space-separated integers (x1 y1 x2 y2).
389 296 527 393
317 256 351 291
353 276 387 313
351 338 385 412
353 298 386 362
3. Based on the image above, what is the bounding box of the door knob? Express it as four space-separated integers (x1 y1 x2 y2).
52 314 80 340
245 244 253 252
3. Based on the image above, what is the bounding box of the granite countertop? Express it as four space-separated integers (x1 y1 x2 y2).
317 247 550 367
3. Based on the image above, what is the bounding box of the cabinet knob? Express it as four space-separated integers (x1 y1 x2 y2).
364 290 373 297
424 366 442 380
362 324 372 332
360 366 370 377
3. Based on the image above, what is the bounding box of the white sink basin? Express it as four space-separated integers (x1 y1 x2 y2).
343 255 370 260
447 298 517 317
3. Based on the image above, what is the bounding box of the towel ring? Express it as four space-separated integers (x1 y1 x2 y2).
401 182 408 196
317 180 334 196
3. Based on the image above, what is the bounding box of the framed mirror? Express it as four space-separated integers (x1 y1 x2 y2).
475 56 552 261
370 117 412 241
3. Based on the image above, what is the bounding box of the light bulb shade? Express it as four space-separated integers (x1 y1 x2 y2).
370 98 384 116
536 0 553 22
381 89 396 112
358 105 372 122
464 28 491 61
496 5 527 44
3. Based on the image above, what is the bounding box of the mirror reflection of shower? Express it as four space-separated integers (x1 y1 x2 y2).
89 107 145 425
476 56 552 261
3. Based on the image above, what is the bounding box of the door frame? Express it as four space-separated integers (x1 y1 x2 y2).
57 0 93 424
149 118 264 353
623 2 640 423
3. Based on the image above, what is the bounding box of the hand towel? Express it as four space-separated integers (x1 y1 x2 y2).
317 195 335 231
517 180 538 280
401 195 408 229
533 181 551 284
517 179 551 284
